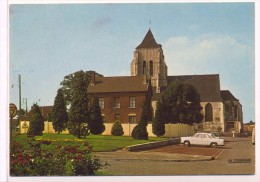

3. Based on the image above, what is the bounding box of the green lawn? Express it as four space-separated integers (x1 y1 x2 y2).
13 134 166 152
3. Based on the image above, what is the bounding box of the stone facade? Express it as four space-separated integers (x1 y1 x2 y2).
131 48 168 92
199 102 225 133
131 29 167 93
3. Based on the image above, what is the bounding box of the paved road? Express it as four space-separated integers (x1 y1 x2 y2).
96 137 255 175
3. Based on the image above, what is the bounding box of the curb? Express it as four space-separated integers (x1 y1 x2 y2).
211 145 227 160
108 157 214 162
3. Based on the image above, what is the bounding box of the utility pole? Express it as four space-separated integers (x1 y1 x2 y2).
18 74 22 129
26 98 28 116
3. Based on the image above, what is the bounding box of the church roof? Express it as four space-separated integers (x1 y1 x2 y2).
88 76 149 93
167 74 223 102
136 29 162 49
220 90 239 101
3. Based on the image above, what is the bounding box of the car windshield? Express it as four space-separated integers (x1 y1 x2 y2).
210 134 216 138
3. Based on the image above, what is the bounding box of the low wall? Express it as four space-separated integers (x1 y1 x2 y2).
20 121 195 137
125 138 179 151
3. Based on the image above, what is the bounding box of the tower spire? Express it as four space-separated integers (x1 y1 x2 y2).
149 20 151 29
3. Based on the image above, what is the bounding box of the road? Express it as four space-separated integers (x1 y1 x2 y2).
96 137 255 175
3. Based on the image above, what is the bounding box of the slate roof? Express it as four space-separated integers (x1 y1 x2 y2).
136 29 162 49
220 90 239 101
167 74 223 102
88 76 149 93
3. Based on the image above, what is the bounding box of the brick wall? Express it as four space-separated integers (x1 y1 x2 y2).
89 92 149 124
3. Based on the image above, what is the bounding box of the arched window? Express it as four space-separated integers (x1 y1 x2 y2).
149 61 153 76
205 103 213 122
143 61 146 75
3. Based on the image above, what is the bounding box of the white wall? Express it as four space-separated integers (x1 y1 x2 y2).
20 121 195 137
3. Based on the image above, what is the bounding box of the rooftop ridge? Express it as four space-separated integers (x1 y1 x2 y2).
168 74 219 77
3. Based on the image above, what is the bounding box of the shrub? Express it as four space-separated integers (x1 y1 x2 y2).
27 113 44 136
131 125 148 140
10 139 109 176
111 120 124 136
89 97 105 135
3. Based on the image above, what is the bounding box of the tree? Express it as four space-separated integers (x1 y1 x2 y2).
152 100 166 137
89 97 105 135
17 109 25 116
132 99 152 140
162 81 202 124
27 104 44 136
111 120 124 136
60 70 103 107
152 81 203 136
52 88 68 134
67 71 90 138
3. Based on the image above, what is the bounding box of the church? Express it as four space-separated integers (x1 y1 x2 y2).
88 29 243 134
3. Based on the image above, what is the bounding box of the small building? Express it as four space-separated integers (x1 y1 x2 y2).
20 105 53 121
88 75 152 124
243 121 255 133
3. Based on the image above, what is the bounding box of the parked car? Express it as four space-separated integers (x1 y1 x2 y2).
180 132 224 148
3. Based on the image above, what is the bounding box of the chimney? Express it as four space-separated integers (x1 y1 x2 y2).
91 73 96 85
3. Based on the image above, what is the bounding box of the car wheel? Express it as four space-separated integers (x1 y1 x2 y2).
211 142 218 148
184 141 190 147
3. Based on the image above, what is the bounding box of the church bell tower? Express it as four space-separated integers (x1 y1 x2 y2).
131 29 168 93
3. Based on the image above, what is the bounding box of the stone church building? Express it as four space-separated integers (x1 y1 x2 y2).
88 29 243 134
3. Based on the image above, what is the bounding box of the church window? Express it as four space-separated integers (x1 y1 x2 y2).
99 97 104 109
143 61 146 75
232 105 238 119
149 61 153 76
129 97 136 108
205 103 213 122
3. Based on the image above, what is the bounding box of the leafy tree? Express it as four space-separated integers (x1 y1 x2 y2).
152 100 166 136
162 81 202 124
89 97 105 135
60 70 103 107
132 99 152 140
152 81 203 136
111 120 124 136
52 88 69 134
67 71 90 138
27 104 44 136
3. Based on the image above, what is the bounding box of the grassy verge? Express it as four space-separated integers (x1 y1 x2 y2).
13 134 166 152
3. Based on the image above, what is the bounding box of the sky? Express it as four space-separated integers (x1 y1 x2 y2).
9 2 255 123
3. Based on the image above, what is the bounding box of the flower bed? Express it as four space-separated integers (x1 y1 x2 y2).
35 138 85 142
10 139 109 176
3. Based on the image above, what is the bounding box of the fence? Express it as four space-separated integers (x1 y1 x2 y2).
20 121 195 137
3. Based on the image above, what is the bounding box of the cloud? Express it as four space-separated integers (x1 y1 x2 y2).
163 33 253 76
163 33 254 122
